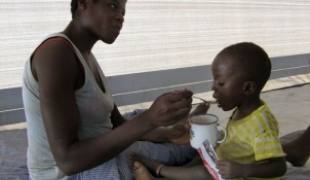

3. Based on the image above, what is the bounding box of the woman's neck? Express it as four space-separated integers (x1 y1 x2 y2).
62 20 98 55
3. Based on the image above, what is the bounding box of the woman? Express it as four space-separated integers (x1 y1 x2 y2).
22 0 205 179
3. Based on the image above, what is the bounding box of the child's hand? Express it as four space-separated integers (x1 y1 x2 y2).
216 160 244 179
168 119 190 145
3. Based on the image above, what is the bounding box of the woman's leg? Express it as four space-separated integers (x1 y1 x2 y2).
130 152 212 180
116 141 197 180
68 158 121 180
282 126 310 167
118 106 206 179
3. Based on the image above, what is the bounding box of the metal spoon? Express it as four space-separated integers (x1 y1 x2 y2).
192 96 218 104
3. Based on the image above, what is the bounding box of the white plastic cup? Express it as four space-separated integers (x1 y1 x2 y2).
189 114 227 149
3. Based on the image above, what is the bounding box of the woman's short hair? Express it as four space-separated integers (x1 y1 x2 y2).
70 0 99 19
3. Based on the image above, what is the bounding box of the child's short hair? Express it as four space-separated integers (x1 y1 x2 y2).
216 42 271 92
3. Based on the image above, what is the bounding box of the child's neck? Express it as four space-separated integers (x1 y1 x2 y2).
231 98 263 121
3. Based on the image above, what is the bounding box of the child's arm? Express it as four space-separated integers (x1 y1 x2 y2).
216 157 287 179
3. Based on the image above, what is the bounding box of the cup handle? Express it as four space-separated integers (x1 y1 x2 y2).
217 126 227 144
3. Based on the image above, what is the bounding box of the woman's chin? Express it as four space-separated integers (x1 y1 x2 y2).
103 38 117 44
101 34 119 44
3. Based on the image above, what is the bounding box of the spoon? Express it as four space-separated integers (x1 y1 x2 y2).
192 96 218 104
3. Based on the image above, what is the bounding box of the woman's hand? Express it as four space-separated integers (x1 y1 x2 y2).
190 102 210 116
146 89 193 128
168 102 210 145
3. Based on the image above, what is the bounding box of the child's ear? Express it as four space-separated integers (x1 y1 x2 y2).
242 81 257 95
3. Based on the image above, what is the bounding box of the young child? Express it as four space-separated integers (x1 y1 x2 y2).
129 42 287 180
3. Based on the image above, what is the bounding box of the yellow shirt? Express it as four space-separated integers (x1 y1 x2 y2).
216 103 286 180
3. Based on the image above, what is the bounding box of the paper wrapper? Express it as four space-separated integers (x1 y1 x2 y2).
197 139 235 180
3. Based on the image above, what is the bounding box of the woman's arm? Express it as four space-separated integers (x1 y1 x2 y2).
110 104 127 127
33 42 193 175
138 103 210 144
111 105 171 142
111 102 209 144
216 157 287 179
111 98 188 143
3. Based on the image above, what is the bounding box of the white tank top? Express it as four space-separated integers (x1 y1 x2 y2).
22 33 115 179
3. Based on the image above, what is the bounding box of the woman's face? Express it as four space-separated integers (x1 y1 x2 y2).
79 0 126 44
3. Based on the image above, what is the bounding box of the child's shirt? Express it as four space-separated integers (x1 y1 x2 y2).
215 103 286 180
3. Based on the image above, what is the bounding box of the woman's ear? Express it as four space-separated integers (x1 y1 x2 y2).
242 81 257 95
77 0 88 10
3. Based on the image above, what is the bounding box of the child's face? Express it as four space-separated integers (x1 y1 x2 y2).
211 57 244 111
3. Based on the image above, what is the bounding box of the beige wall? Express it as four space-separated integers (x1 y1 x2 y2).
1 0 310 89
